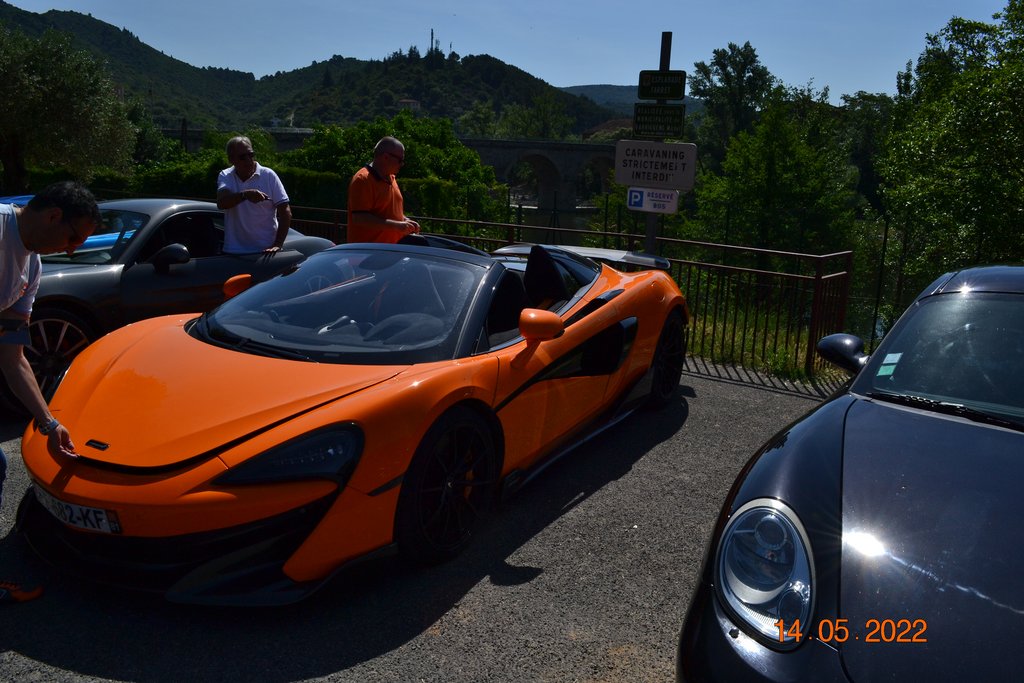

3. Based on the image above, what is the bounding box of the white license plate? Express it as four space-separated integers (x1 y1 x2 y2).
35 487 122 534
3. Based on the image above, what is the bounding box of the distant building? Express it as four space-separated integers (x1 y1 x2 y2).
398 98 421 111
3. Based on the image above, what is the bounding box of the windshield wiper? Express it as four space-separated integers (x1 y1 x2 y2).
197 317 311 361
864 391 1024 432
230 338 313 361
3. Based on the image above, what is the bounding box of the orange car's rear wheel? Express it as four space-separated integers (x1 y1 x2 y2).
647 309 686 409
396 406 500 565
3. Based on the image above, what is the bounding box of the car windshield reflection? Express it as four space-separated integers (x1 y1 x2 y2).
853 293 1024 420
199 248 485 365
40 209 146 264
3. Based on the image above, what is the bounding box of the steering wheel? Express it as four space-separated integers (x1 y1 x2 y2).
305 275 332 293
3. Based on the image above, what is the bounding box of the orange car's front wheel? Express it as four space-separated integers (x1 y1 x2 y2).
395 406 500 565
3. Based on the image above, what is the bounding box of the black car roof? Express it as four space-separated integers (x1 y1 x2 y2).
324 242 498 269
923 265 1024 297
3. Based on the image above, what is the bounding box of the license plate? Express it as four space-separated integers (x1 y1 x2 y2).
35 487 122 534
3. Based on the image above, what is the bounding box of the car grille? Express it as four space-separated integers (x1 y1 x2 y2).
19 486 336 596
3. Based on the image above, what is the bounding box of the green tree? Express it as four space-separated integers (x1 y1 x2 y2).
0 26 133 192
690 42 776 171
697 86 857 260
496 92 573 140
879 0 1024 306
457 100 498 137
285 111 504 220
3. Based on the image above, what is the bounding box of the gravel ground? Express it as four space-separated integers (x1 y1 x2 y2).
0 364 829 682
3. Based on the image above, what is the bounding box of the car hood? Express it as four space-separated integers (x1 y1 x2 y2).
839 397 1024 681
61 319 403 468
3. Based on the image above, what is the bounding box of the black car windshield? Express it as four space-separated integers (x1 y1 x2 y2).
198 248 485 365
40 209 147 264
852 292 1024 421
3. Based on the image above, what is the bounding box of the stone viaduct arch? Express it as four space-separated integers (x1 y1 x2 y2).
457 139 616 211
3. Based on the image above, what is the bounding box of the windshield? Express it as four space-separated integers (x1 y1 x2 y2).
198 248 485 364
41 209 146 264
851 292 1024 420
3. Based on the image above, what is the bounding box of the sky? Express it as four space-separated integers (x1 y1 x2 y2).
5 1 1011 103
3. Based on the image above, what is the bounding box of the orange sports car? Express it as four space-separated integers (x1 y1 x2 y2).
17 240 688 605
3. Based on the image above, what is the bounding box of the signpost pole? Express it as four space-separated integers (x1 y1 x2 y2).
645 32 674 254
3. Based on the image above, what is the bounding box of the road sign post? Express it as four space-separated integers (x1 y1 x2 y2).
631 31 698 253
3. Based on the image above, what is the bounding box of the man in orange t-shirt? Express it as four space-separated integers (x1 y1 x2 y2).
346 136 421 243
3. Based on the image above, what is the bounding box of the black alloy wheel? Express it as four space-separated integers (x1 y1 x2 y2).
395 406 500 565
647 309 686 409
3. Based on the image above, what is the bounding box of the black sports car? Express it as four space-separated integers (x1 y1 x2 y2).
9 198 332 405
677 264 1024 681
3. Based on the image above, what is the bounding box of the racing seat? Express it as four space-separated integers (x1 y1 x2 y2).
372 260 446 321
524 245 571 310
486 272 528 346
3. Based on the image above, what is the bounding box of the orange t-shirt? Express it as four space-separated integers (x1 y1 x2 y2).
346 164 405 243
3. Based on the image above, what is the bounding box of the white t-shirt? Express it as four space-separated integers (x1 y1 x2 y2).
216 163 290 253
0 203 40 317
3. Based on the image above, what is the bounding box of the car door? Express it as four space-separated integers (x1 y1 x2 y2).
487 270 634 473
118 211 307 323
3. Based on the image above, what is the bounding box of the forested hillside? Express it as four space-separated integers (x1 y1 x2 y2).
0 1 618 132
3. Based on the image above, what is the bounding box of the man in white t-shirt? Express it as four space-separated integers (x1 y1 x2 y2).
216 136 292 254
0 181 101 604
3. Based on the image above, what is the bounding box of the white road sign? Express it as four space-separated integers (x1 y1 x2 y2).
626 187 680 214
615 140 697 191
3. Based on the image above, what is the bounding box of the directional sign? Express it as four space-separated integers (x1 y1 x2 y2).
615 140 697 191
638 70 686 100
626 187 680 214
633 103 686 138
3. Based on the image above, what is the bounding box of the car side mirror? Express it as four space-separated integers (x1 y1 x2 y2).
512 309 564 369
519 309 564 342
817 333 869 375
223 274 254 299
151 243 190 275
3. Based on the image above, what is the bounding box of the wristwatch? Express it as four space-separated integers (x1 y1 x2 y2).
38 417 60 435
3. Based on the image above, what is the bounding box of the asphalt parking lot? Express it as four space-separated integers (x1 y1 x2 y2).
0 363 831 682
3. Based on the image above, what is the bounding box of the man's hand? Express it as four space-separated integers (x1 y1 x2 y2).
241 190 270 203
48 425 78 459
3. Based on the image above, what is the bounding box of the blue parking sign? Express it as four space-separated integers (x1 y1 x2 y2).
627 189 644 208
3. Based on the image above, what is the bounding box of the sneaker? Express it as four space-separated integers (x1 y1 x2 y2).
0 580 43 603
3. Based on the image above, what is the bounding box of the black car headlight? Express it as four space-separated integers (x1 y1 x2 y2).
215 425 363 486
716 498 814 648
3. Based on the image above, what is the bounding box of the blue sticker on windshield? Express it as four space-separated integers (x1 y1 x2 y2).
877 352 902 377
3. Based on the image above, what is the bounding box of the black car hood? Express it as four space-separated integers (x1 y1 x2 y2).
839 397 1024 681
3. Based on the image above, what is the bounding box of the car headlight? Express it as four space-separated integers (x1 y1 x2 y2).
716 498 814 648
214 425 363 486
